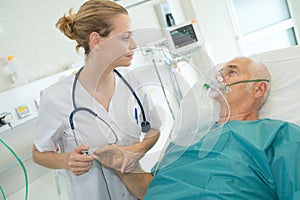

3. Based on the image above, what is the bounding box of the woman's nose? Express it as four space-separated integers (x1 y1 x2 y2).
129 37 137 50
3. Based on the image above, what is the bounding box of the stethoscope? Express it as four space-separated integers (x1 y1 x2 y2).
69 67 151 146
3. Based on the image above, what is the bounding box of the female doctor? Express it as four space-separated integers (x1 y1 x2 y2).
32 0 160 199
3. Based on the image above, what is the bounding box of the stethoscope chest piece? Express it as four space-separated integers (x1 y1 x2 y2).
141 121 151 132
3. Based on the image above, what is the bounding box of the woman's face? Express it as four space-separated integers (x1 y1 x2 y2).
100 14 137 68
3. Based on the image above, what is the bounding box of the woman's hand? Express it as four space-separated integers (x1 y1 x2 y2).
67 145 95 176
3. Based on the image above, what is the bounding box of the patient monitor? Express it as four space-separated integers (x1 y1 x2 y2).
164 19 203 54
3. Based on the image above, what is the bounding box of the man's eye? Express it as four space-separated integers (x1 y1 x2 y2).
228 70 236 75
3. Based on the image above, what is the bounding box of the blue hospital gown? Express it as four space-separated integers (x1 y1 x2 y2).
144 119 300 200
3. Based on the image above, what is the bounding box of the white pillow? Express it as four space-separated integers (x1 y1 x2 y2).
253 45 300 125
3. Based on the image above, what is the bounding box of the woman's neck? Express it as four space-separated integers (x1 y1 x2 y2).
78 65 115 95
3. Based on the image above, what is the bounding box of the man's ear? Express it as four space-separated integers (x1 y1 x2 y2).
89 32 102 49
254 82 267 98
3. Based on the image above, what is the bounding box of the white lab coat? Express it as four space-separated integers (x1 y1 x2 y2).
34 68 161 200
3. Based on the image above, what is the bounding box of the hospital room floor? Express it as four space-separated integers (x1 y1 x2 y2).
7 170 68 200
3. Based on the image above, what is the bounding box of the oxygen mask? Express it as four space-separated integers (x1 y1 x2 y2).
206 69 270 95
205 69 231 96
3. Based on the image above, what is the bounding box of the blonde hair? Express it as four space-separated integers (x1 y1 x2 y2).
56 0 128 55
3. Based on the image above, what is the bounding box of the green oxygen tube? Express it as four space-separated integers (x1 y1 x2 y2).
0 139 28 200
0 185 6 200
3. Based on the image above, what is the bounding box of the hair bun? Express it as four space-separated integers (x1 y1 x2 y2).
56 8 76 40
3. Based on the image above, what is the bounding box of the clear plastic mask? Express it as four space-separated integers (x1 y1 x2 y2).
85 27 230 173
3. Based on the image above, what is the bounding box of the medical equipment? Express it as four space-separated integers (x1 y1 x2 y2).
0 67 77 200
0 138 28 200
152 58 177 120
152 81 230 175
155 1 175 27
226 79 270 87
0 112 13 129
222 78 270 93
207 69 270 94
147 50 231 173
69 67 151 146
164 19 203 54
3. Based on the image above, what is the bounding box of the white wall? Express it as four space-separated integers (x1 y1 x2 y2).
0 0 184 92
0 0 86 91
1 0 299 92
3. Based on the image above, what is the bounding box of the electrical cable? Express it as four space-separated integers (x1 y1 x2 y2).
99 165 112 200
152 58 176 120
0 139 28 200
167 67 183 105
159 45 183 105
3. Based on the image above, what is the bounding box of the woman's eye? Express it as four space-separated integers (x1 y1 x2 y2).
122 32 134 41
122 33 131 41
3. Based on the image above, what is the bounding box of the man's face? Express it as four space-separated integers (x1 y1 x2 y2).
220 59 251 86
220 58 253 106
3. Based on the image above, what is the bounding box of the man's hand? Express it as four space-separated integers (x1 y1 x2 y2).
93 144 124 170
94 144 144 173
119 145 144 173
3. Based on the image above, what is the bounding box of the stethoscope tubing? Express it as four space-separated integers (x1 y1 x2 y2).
69 67 150 146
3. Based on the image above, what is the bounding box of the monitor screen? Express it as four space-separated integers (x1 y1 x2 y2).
170 24 198 49
164 20 203 53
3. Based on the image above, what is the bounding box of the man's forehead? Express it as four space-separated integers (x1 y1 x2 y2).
223 58 251 70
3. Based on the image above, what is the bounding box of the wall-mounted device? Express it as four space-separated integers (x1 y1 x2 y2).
155 1 175 27
0 112 14 129
15 104 31 119
164 19 203 54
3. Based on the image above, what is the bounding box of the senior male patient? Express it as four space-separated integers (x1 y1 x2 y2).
94 57 300 199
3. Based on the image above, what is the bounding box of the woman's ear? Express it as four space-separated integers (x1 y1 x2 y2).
254 82 267 98
89 32 102 49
